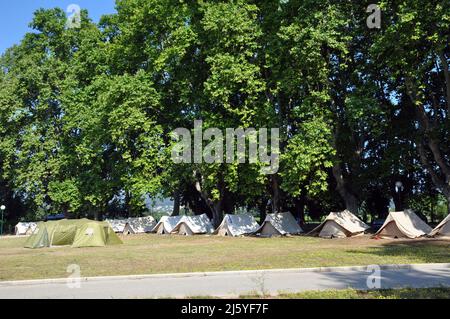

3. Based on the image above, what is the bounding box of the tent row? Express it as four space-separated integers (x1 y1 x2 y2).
106 216 157 235
107 213 302 237
17 210 450 241
150 212 303 237
150 210 450 239
310 209 450 239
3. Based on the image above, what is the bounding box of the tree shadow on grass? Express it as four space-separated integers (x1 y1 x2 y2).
346 239 450 264
312 263 450 292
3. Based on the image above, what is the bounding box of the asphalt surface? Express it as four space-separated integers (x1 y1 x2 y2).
0 263 449 299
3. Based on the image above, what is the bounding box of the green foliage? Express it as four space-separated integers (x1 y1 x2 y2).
281 118 335 197
0 0 449 223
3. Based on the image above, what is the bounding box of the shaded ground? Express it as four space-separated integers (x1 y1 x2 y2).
0 234 448 281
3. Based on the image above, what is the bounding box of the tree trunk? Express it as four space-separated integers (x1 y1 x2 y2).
392 191 404 212
294 196 305 226
331 123 359 215
125 191 132 218
194 171 224 228
258 198 268 223
172 188 180 216
212 200 223 228
271 174 280 214
222 189 235 215
332 161 359 214
63 206 69 219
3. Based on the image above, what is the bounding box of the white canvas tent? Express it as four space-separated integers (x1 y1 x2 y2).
429 214 450 239
15 222 37 236
15 223 28 236
255 212 303 237
308 210 370 238
126 216 156 234
151 216 183 234
107 219 133 234
213 214 260 237
171 214 214 236
375 210 432 239
28 223 37 235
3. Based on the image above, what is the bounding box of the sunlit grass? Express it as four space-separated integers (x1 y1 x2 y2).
0 234 448 281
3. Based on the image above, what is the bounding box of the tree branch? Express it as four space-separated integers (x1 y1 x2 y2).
417 142 445 191
406 79 450 181
438 51 450 115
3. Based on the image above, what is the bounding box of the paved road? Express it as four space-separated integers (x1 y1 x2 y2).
0 263 449 299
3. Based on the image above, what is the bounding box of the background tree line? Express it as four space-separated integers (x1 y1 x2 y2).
0 0 449 229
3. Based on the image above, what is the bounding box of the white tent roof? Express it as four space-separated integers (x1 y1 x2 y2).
429 214 450 238
375 210 432 239
213 214 260 236
29 223 37 234
126 216 156 233
308 210 370 237
107 219 129 233
256 212 303 235
171 214 214 235
151 215 183 234
15 222 37 235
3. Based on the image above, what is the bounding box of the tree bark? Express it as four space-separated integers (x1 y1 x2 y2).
194 172 224 228
212 200 223 228
332 161 359 214
172 188 180 216
258 198 268 223
271 174 280 214
125 191 132 218
294 196 305 226
331 120 359 215
393 192 404 212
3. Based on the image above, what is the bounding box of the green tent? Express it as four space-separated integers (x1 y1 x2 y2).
25 219 123 249
72 221 123 247
24 222 50 249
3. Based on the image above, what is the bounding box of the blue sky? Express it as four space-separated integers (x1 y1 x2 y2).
0 0 117 54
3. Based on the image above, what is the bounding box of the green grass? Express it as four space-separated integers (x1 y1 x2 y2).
240 287 450 299
0 234 449 281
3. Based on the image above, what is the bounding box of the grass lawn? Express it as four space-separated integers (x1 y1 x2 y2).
240 287 450 299
0 234 449 281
